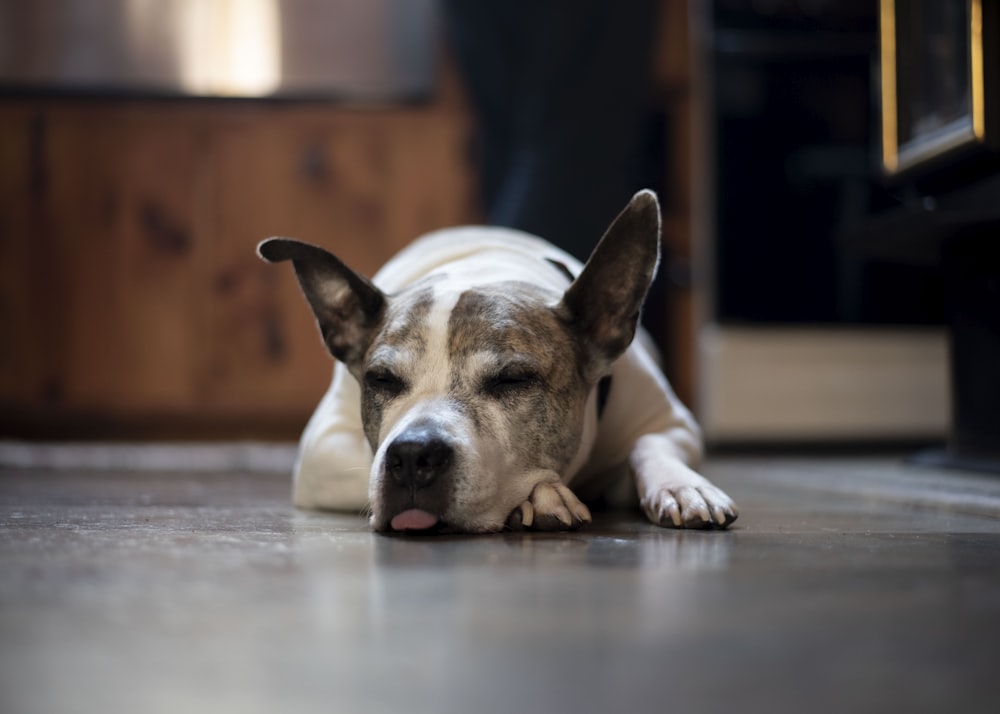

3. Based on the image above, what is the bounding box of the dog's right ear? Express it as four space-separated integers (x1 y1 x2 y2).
258 238 386 373
558 190 661 382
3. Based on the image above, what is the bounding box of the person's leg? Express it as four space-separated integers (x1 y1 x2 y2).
446 0 659 259
442 1 521 215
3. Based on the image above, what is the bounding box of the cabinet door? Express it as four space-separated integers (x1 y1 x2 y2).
0 105 206 419
205 108 477 415
0 102 476 438
203 112 391 415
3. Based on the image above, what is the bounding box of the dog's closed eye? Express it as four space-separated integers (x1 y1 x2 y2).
364 369 408 397
482 370 541 398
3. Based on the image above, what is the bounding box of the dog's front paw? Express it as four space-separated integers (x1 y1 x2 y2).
506 482 592 531
641 482 738 529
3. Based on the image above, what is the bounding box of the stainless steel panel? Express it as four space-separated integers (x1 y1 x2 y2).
0 0 438 100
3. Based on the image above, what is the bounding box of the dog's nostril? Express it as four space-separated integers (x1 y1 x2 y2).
385 437 453 489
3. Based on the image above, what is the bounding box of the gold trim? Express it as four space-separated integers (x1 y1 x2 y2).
881 0 986 175
971 0 985 141
879 0 898 172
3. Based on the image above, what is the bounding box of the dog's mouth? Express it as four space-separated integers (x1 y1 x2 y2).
389 508 442 533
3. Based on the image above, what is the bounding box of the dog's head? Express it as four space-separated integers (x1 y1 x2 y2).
259 190 660 533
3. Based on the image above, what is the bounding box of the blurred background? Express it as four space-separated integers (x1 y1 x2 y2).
0 0 997 460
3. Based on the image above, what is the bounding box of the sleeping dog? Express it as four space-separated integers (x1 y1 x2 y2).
258 190 738 533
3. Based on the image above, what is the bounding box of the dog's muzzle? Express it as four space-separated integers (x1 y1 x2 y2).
382 424 455 532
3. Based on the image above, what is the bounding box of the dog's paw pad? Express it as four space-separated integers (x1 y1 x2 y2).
507 483 591 532
643 484 738 530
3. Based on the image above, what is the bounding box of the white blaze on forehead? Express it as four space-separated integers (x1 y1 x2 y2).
414 287 461 392
374 286 461 445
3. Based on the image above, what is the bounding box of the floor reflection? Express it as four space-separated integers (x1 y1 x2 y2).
367 512 733 572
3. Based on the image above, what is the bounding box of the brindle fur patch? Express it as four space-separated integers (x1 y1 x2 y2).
446 284 592 476
360 286 435 450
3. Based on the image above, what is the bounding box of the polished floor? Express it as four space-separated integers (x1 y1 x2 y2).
2 451 999 714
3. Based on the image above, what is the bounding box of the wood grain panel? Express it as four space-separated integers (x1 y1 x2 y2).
0 106 39 404
0 97 476 438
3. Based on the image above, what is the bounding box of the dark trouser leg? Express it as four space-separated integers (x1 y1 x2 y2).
444 0 659 260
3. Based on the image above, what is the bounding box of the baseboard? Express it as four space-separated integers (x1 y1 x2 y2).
0 441 297 473
698 325 950 442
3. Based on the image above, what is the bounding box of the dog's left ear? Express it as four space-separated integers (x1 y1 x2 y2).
257 237 386 375
558 189 661 380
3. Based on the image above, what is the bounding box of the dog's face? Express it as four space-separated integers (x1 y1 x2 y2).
359 282 593 532
259 190 661 533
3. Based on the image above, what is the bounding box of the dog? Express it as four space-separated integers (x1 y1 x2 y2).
258 190 738 533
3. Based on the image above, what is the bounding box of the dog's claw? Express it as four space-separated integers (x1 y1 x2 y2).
657 499 682 528
506 482 591 532
643 483 738 530
505 501 534 531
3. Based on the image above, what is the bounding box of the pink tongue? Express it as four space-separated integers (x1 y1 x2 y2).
390 509 440 531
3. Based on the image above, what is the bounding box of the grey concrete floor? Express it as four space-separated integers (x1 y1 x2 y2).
2 454 999 714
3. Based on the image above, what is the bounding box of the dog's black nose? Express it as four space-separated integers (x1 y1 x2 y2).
385 433 453 490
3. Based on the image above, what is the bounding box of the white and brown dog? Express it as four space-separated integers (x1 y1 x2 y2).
258 190 738 533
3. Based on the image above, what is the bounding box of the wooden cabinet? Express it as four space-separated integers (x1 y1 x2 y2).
0 99 476 438
0 1 698 439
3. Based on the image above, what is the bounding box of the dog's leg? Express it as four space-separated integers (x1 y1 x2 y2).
294 430 371 512
630 431 738 529
505 477 592 531
292 367 372 512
